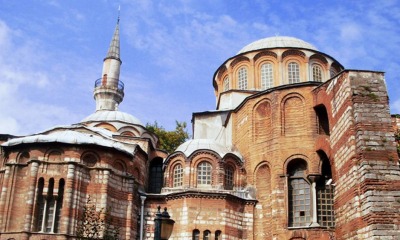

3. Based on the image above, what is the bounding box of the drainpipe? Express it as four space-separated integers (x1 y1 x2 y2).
140 195 147 240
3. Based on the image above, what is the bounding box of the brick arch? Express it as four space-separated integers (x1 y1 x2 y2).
254 50 278 61
217 65 227 80
253 98 272 142
94 122 117 132
190 152 220 188
283 154 310 175
281 93 305 136
234 63 251 90
254 161 272 239
230 56 250 68
282 49 306 59
309 53 328 64
17 151 30 164
118 126 140 137
167 158 185 188
80 151 100 167
45 148 63 162
113 159 126 172
316 150 335 180
222 158 239 190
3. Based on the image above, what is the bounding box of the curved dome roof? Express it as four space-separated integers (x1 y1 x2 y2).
81 110 143 126
175 139 242 160
237 36 318 54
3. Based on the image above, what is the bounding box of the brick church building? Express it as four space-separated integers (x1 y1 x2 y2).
0 19 399 240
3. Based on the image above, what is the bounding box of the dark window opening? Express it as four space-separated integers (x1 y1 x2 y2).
314 105 330 135
149 158 164 193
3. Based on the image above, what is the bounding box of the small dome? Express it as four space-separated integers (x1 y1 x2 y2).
237 36 317 54
81 110 143 126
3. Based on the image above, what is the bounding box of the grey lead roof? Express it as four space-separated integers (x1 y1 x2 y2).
1 125 136 156
175 139 242 160
105 20 120 61
237 36 318 54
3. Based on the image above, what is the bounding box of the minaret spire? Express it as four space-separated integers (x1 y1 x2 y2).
93 11 124 111
105 12 121 63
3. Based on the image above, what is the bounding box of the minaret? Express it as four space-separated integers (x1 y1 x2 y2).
94 16 124 111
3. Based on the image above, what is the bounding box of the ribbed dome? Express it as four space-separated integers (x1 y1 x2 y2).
237 36 317 54
81 110 143 126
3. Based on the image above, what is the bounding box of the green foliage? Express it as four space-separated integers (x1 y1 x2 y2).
76 197 120 240
146 121 190 153
395 129 400 157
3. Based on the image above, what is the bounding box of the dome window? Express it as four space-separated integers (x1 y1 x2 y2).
223 76 230 92
237 67 248 90
260 63 274 90
173 164 183 187
288 62 300 84
312 64 323 82
197 161 212 186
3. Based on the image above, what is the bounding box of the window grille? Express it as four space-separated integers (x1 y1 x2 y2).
223 77 229 91
312 65 323 82
288 62 300 83
261 63 273 90
238 67 248 90
225 166 234 190
197 161 212 185
173 164 183 187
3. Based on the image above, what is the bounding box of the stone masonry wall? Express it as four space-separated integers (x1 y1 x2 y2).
316 71 400 239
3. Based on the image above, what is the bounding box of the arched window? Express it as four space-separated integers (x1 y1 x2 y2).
329 68 337 78
48 150 62 162
82 152 98 167
223 76 229 91
225 165 234 190
288 62 300 83
203 230 211 240
197 161 212 186
173 164 183 187
314 104 330 135
312 64 323 82
36 178 64 233
237 67 248 90
149 158 164 193
215 230 222 240
193 229 200 240
317 151 335 227
260 63 273 90
288 159 311 227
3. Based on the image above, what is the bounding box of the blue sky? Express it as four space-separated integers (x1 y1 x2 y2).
0 0 399 135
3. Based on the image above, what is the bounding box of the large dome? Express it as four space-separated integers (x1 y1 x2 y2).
237 36 317 54
81 110 143 126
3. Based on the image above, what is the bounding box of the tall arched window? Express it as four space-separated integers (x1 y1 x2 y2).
36 178 64 233
312 64 323 82
203 230 211 240
193 229 200 240
288 62 300 83
317 151 335 227
215 230 222 240
223 76 229 91
225 165 234 190
288 159 311 227
173 164 183 187
260 63 273 90
149 158 163 193
197 161 212 186
237 67 248 90
329 68 337 78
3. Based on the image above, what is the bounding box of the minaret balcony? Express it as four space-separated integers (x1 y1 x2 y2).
95 77 124 92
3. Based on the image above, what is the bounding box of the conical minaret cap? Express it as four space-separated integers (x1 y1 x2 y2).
105 20 121 62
